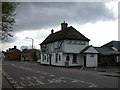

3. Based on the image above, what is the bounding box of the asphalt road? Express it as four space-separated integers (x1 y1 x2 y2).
2 75 13 89
2 61 119 88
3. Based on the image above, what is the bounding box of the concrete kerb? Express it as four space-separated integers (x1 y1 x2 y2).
63 66 120 77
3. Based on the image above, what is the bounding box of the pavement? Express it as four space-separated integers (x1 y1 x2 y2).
66 66 120 77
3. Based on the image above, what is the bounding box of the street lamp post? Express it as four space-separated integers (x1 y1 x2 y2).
26 37 34 49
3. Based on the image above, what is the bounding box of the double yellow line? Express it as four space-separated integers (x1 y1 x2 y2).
2 70 23 88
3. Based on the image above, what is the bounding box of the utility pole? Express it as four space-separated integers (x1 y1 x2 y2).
26 37 34 49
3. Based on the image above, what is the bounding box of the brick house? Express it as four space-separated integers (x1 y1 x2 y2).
4 46 21 61
21 49 40 61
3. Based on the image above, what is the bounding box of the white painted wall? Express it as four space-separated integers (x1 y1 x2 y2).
41 54 49 65
40 40 99 67
64 40 89 53
86 54 98 67
51 52 63 66
62 53 84 66
45 41 63 53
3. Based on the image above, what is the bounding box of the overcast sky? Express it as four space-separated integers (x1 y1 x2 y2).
2 1 118 51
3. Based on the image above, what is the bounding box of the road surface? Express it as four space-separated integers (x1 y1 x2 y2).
2 61 119 88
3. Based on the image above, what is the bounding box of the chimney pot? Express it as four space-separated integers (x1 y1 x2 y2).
51 29 54 34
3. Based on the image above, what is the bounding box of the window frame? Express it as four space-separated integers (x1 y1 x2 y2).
59 54 61 61
72 54 77 63
56 53 58 63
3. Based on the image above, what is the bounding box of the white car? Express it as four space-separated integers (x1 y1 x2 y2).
37 59 41 64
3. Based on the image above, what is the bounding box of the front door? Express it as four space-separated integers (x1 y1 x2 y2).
49 54 51 66
84 56 86 67
66 55 70 61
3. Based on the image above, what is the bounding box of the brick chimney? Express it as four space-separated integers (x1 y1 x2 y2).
51 29 54 34
61 21 68 30
14 46 17 49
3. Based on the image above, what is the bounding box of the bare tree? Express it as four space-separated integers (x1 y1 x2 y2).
20 45 29 51
1 2 18 41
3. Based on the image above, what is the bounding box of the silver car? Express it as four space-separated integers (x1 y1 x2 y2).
37 59 41 64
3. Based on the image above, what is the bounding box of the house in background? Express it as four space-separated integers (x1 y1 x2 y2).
95 41 120 66
40 22 99 67
21 49 40 61
3 46 21 61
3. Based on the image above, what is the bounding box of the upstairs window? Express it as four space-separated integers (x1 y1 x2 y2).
81 41 86 45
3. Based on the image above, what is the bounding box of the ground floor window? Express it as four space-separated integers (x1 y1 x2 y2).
73 54 77 63
56 54 58 63
90 54 94 57
45 55 47 61
43 54 47 61
47 55 49 62
43 54 44 61
58 54 61 61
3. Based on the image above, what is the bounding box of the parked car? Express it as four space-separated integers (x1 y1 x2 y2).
37 59 41 64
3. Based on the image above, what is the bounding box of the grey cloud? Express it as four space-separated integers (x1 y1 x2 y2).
14 2 116 32
35 31 49 40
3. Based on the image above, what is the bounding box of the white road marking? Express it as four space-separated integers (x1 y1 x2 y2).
39 76 45 78
36 80 44 84
50 75 55 77
28 81 35 86
11 63 98 88
47 78 66 84
89 84 98 87
20 77 24 80
32 76 38 79
57 77 98 88
26 77 31 80
20 82 25 86
59 77 66 79
43 72 47 74
37 71 41 73
71 80 80 82
85 82 94 85
47 79 54 83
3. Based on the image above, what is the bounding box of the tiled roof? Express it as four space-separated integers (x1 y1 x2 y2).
80 46 92 53
41 26 90 45
102 41 120 51
95 46 120 55
80 45 99 54
95 47 114 53
22 49 40 53
6 49 21 54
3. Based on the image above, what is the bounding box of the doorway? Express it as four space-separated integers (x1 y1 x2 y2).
49 54 51 66
66 55 70 61
84 56 86 67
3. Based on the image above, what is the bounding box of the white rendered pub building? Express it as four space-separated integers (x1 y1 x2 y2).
40 22 99 67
